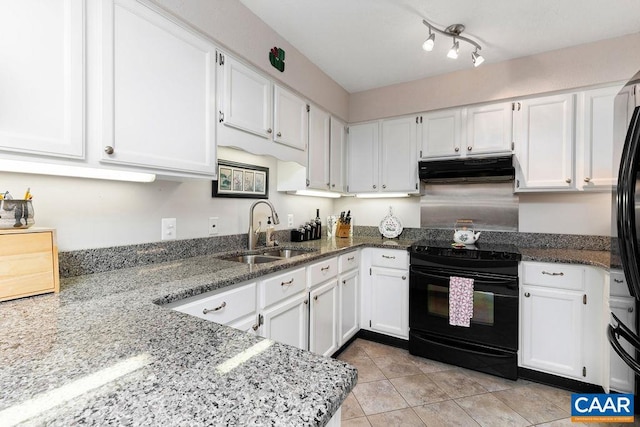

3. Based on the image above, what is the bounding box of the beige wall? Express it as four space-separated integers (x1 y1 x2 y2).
349 32 640 122
154 0 350 121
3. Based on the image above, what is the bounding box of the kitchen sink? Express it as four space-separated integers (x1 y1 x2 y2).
218 248 316 265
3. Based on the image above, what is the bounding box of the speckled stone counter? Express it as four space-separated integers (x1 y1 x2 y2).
519 248 611 269
2 238 400 426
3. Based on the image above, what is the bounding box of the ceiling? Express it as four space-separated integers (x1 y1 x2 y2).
238 0 640 93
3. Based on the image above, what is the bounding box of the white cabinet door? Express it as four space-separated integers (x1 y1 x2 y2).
0 0 84 158
609 297 636 393
102 0 216 175
465 102 513 156
307 106 331 190
310 280 339 356
339 270 359 346
347 122 379 193
262 293 309 351
520 285 584 379
329 117 347 192
380 116 418 193
579 86 620 189
419 108 462 159
220 54 272 138
369 266 409 339
514 94 575 190
273 85 308 151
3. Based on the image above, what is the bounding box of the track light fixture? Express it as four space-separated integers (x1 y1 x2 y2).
422 19 484 67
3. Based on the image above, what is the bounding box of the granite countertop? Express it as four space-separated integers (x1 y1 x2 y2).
1 237 410 426
0 234 611 426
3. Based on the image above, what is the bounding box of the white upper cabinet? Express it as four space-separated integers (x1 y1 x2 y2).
329 117 347 192
578 85 621 189
306 105 331 190
101 0 217 176
0 0 84 158
465 102 513 155
346 122 379 193
274 85 308 151
380 116 418 193
419 108 462 159
219 55 272 138
514 93 576 190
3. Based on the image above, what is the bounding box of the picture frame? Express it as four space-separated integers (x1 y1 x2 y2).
213 160 269 199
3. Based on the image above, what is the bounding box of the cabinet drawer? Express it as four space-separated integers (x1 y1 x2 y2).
0 230 60 302
308 257 338 288
522 262 584 290
173 282 256 325
261 267 306 308
610 270 631 297
339 251 359 273
369 248 408 269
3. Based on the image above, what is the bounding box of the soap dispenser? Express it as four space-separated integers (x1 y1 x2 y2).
266 216 275 246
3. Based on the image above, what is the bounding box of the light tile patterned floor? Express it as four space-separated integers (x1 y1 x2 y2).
337 339 634 427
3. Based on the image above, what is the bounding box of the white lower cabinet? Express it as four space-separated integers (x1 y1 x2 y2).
361 248 409 340
339 269 359 346
519 261 603 385
310 279 339 356
262 292 309 350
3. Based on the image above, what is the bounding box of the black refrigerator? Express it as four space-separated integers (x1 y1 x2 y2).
609 71 640 398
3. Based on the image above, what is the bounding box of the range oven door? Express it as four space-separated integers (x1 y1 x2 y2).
409 265 518 351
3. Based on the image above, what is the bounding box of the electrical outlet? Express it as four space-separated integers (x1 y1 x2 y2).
208 217 219 236
161 218 176 240
287 213 294 227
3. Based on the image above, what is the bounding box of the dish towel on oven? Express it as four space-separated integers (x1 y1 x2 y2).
449 276 474 327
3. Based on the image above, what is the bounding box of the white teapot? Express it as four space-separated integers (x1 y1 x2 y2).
453 220 481 245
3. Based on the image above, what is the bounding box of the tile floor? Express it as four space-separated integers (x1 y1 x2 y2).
337 339 634 427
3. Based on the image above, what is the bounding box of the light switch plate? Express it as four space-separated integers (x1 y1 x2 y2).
161 218 176 240
287 214 294 227
208 217 219 236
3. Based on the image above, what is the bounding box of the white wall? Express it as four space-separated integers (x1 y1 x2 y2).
0 148 333 251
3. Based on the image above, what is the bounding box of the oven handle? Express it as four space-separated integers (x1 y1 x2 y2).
410 266 518 289
608 312 640 376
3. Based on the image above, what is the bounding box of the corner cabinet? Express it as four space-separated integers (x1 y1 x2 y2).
519 261 604 385
347 117 418 194
101 0 217 176
307 106 331 190
329 117 347 192
0 0 84 159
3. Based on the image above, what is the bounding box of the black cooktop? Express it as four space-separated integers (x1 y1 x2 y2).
410 240 521 262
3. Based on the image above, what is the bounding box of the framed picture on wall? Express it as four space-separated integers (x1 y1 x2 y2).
213 160 269 199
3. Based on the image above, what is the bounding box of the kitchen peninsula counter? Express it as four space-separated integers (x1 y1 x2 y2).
0 235 611 426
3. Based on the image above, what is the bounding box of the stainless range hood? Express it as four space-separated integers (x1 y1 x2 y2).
419 155 515 183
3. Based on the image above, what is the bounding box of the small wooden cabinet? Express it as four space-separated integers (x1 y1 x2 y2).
0 228 60 302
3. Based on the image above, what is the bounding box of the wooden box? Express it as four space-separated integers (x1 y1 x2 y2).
0 228 60 302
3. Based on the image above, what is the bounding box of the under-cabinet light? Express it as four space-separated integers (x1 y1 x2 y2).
355 193 410 198
0 159 156 183
287 190 342 198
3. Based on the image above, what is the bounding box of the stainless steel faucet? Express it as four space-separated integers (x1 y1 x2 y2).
248 200 280 250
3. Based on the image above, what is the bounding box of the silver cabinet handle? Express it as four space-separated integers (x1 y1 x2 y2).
614 278 624 283
467 146 472 151
314 295 318 301
321 265 331 271
277 132 282 137
104 145 114 155
331 184 336 188
342 280 347 285
524 292 531 297
267 128 272 134
252 323 259 331
402 275 407 280
281 278 294 286
584 177 591 183
382 184 387 189
565 178 572 184
203 301 226 314
304 299 309 305
382 255 396 259
454 147 460 152
542 271 564 276
629 307 634 313
373 185 377 189
347 256 355 261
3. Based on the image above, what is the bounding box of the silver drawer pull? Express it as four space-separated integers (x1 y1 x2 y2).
281 278 294 286
524 292 531 297
304 299 309 305
629 307 634 313
321 265 331 271
542 271 564 276
347 256 355 261
402 276 406 280
614 278 624 283
314 295 318 301
382 255 396 259
203 301 226 314
252 323 260 331
342 280 347 285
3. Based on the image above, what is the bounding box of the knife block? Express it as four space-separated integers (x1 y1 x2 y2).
0 228 60 302
336 222 351 238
